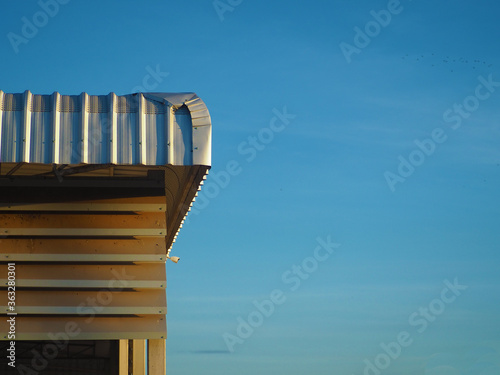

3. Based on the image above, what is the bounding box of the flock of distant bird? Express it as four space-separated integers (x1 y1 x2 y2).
401 53 493 72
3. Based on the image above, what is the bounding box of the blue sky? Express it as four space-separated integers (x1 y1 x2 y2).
2 0 500 374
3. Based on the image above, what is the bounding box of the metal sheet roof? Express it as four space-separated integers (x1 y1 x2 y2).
0 91 211 166
0 90 212 251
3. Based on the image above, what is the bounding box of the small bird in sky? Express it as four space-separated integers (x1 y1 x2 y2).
400 53 493 73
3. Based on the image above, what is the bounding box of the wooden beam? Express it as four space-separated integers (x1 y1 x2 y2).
0 263 166 289
6 162 25 176
1 290 166 315
0 202 166 212
0 176 165 188
119 340 129 375
2 305 166 315
36 163 113 177
0 228 165 236
0 253 166 262
0 187 167 202
0 237 166 256
0 212 166 230
0 279 165 289
0 315 166 340
131 339 146 375
148 339 166 375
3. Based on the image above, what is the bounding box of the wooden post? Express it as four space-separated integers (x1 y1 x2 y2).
130 339 146 375
148 339 166 375
118 340 129 375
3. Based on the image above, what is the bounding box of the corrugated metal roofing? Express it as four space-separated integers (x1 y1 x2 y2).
0 91 211 166
0 90 212 251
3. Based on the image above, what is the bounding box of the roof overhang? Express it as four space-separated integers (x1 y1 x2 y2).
0 91 212 250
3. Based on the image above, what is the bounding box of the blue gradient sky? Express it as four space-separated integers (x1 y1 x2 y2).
2 1 500 374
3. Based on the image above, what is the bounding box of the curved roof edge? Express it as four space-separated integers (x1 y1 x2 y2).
143 92 212 167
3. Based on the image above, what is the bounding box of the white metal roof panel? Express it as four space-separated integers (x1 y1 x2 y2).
0 91 211 167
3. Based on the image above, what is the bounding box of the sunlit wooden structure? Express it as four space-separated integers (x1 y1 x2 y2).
0 91 211 374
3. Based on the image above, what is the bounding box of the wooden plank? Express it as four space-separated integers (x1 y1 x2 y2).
0 171 166 188
0 202 166 212
0 212 166 229
0 290 166 315
0 237 166 255
0 315 166 340
3 263 165 280
0 253 166 262
148 339 166 375
2 305 165 314
119 340 129 375
5 163 25 176
131 339 146 375
0 192 167 206
0 177 165 188
1 228 164 236
0 263 166 289
0 164 172 179
0 279 165 289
